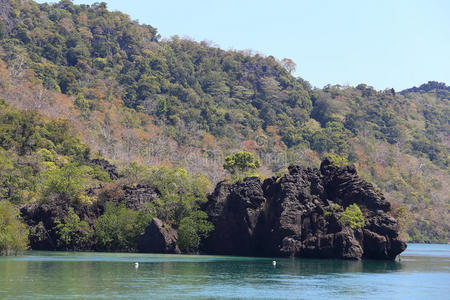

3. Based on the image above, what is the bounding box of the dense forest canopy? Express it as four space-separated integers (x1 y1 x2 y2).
0 0 448 244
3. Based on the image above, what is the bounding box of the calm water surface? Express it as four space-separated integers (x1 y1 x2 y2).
0 244 449 299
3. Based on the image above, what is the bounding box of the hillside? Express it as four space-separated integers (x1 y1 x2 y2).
0 0 448 243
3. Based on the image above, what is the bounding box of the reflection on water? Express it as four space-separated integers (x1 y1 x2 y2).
0 244 449 299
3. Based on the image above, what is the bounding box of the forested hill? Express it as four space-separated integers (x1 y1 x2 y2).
0 0 448 243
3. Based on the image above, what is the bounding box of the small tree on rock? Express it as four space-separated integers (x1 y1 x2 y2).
223 151 261 180
340 203 365 229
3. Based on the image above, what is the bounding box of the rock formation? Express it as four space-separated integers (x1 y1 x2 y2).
92 183 160 211
138 218 180 254
20 158 406 259
20 183 160 250
202 158 406 260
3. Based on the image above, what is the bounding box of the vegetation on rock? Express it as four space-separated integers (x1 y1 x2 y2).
223 151 261 180
340 204 365 229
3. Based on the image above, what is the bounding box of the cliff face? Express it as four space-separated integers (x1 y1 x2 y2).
202 159 406 260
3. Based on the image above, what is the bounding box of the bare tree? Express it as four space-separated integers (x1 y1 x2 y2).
281 58 296 73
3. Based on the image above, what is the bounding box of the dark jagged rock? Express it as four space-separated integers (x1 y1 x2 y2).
20 197 102 250
202 159 407 260
138 218 180 254
201 177 266 256
90 158 119 180
118 184 160 210
19 157 406 259
89 183 160 212
320 158 391 212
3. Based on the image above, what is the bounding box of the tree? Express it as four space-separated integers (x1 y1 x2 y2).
0 200 29 255
94 202 152 251
177 210 214 253
326 154 349 167
119 161 148 184
145 167 210 222
340 204 365 229
281 58 296 73
393 205 410 240
223 151 261 180
0 150 19 202
54 208 91 250
39 163 88 203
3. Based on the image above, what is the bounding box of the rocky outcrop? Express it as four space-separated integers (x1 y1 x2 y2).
90 158 119 180
90 183 160 211
138 218 180 254
202 159 406 260
117 185 160 210
20 183 161 250
201 177 265 256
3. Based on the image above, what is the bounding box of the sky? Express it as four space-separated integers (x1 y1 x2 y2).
36 0 450 90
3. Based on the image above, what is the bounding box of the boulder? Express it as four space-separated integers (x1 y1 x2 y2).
138 218 180 254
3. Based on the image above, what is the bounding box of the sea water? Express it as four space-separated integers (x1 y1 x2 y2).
0 244 449 299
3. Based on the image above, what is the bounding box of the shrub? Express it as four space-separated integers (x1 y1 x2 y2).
340 203 365 229
326 153 349 167
0 200 29 255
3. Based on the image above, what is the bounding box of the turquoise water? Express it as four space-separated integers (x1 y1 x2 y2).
0 244 449 299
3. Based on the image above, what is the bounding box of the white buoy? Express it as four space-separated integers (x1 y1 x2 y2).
134 262 139 269
272 260 276 267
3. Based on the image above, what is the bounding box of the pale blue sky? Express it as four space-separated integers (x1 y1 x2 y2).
37 0 450 90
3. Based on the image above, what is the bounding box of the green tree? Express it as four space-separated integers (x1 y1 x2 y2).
54 208 91 250
340 204 365 229
326 154 349 167
39 163 88 203
393 205 410 240
0 150 19 201
178 210 214 253
223 151 261 180
145 167 210 223
0 201 29 255
94 202 152 251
